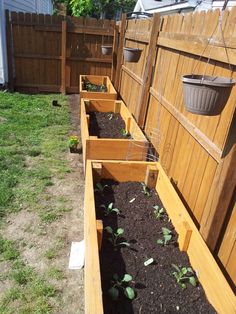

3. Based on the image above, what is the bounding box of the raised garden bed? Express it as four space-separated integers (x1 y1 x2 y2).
84 160 236 314
80 75 117 100
81 99 148 167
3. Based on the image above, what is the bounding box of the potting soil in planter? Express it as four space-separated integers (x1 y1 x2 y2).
89 112 131 139
94 180 216 314
83 79 108 92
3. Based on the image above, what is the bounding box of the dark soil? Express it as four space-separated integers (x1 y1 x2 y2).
94 180 216 314
89 112 131 139
83 80 108 92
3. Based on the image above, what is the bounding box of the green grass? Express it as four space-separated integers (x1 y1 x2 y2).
0 92 70 220
0 92 71 313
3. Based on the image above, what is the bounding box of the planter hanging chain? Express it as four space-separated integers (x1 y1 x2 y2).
191 10 233 81
182 7 235 116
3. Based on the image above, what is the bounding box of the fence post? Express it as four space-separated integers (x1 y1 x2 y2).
111 25 119 84
114 13 126 92
5 10 14 91
138 13 161 128
61 19 67 94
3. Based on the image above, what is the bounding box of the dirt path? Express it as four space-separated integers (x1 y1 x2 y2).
1 94 85 314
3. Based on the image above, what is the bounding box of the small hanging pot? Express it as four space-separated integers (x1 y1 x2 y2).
123 47 142 63
182 75 235 116
101 45 112 55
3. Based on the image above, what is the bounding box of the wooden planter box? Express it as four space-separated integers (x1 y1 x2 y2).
79 75 117 100
84 160 236 314
81 99 148 167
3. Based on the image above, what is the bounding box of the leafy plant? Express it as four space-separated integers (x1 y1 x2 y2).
100 202 120 216
172 264 197 289
141 183 151 197
105 226 130 248
108 273 135 300
153 205 165 220
120 128 130 137
94 182 108 195
68 135 79 149
157 227 173 246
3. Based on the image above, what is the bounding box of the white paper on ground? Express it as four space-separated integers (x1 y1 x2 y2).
68 240 85 270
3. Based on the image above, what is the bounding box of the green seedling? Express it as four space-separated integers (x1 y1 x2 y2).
172 264 197 289
153 205 165 220
120 128 130 137
141 182 151 197
105 226 130 248
157 227 173 246
100 202 120 216
108 273 135 300
94 182 108 195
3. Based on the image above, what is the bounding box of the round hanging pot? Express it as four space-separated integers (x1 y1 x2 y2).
182 75 235 116
101 45 112 55
123 47 142 63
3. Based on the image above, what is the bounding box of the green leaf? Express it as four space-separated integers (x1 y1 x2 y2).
122 274 132 282
108 203 113 209
162 227 171 235
144 258 154 266
157 239 163 245
172 264 180 272
181 268 188 275
164 234 172 244
112 208 120 214
153 205 159 210
187 267 193 273
119 242 130 247
108 287 119 300
116 228 124 235
189 276 197 287
181 283 187 289
124 287 135 300
105 226 113 234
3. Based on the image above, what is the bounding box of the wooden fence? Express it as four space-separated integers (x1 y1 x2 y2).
6 11 114 93
113 9 236 289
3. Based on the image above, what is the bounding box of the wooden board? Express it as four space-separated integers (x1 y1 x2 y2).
80 99 148 170
84 160 236 314
79 75 117 100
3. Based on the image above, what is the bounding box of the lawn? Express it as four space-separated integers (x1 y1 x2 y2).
0 92 84 314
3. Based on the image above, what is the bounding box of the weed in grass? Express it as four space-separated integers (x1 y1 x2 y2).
0 236 20 261
10 260 34 285
44 248 57 260
39 210 61 223
48 267 65 280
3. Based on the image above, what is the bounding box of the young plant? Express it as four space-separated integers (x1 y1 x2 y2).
68 135 79 149
105 226 130 248
141 182 151 197
108 273 135 300
94 182 108 195
157 227 173 246
153 205 165 220
172 264 197 289
100 202 120 216
120 128 130 137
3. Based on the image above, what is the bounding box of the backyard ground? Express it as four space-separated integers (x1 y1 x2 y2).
0 92 84 314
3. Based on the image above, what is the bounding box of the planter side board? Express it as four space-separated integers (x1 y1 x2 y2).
81 99 148 168
80 75 117 100
84 160 236 314
84 161 104 314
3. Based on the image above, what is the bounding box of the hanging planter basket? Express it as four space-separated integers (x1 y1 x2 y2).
123 47 142 63
101 45 112 55
182 75 235 116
